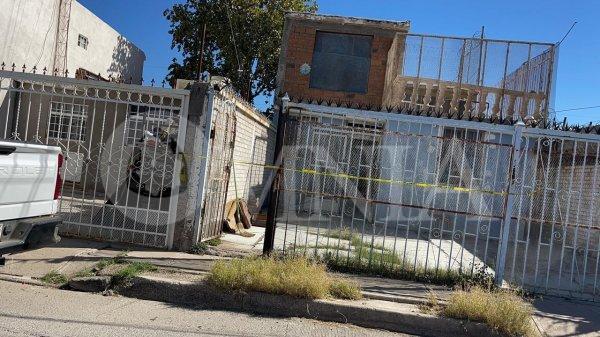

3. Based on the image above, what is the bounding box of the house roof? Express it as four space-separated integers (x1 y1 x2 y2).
286 12 410 32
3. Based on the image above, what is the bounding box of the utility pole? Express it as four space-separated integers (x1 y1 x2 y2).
52 0 73 76
197 22 207 80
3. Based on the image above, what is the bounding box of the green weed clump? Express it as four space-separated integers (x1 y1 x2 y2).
114 262 157 280
444 287 534 337
207 256 362 300
41 271 68 285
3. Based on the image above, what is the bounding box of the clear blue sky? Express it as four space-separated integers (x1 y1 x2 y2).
79 0 600 124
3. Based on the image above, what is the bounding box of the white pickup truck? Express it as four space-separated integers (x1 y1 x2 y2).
0 141 63 264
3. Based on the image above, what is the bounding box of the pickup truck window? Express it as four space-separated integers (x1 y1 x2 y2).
48 102 87 141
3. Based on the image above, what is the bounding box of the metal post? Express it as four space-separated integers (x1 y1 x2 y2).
192 85 215 243
495 120 525 286
263 94 289 255
476 26 485 87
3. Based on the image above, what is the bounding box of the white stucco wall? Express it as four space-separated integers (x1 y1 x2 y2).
68 1 146 83
0 0 145 82
0 0 60 70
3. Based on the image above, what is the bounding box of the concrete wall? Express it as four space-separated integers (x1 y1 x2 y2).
0 0 145 82
68 1 145 83
0 0 60 70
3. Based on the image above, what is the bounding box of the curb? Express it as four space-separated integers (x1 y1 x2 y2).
361 290 448 306
117 275 501 337
0 273 53 287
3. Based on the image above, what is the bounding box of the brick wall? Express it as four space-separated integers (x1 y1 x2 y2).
279 18 403 107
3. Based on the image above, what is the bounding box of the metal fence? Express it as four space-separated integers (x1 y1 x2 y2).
196 92 237 241
270 100 600 301
0 70 189 248
384 33 558 121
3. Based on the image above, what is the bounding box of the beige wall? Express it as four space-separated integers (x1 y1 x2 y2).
68 1 145 83
225 100 276 216
0 0 145 81
0 0 60 70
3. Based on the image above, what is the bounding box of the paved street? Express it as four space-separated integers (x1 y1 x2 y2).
0 280 414 337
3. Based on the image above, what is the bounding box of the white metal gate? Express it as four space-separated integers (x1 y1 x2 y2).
273 101 600 301
0 71 189 248
504 128 600 300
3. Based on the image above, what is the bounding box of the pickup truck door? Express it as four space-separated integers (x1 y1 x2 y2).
0 141 61 221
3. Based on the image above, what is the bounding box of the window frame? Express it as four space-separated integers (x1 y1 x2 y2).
78 34 89 50
48 102 88 141
308 30 373 94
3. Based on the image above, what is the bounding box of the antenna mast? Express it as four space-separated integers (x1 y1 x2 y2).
52 0 73 75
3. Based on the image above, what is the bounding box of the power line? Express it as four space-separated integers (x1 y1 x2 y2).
557 21 577 46
34 0 60 67
552 105 600 113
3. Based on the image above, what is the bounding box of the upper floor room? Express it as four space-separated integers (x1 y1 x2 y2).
0 0 146 84
276 12 558 121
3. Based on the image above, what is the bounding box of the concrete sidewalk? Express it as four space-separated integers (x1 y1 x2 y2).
1 237 598 336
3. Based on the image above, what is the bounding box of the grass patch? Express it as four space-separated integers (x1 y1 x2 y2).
111 262 157 287
40 271 68 285
419 290 442 314
329 278 362 300
189 238 222 255
354 246 402 265
207 256 362 300
94 252 129 271
206 238 221 246
114 262 157 281
444 287 534 337
189 242 210 255
95 258 118 270
295 234 495 290
320 251 472 288
322 228 360 242
73 268 96 278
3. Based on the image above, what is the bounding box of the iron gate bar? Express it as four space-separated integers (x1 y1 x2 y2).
0 70 190 249
267 99 600 301
495 121 524 285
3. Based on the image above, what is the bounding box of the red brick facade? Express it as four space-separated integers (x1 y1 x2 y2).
277 14 409 107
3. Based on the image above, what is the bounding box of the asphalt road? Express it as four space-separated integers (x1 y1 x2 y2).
0 280 415 337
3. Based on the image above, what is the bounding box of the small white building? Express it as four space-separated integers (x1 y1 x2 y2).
0 0 145 83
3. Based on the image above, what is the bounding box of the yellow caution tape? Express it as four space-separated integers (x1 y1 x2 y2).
229 158 508 196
